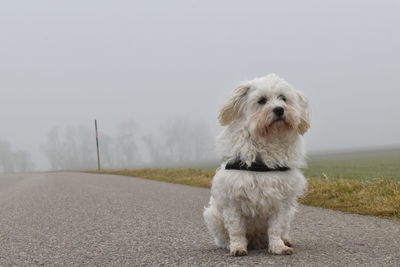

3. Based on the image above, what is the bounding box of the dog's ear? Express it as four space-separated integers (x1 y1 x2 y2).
218 83 250 126
296 90 310 135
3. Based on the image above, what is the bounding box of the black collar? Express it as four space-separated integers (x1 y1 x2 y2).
225 159 290 172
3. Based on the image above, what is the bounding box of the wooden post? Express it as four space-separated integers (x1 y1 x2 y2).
94 119 101 170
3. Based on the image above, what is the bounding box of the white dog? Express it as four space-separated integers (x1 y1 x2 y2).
203 74 310 256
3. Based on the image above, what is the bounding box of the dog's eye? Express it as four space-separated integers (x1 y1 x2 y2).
279 95 287 102
257 97 267 105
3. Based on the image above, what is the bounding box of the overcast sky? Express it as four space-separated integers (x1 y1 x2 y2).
1 0 399 170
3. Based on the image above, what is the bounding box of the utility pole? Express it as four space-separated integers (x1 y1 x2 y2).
94 119 101 170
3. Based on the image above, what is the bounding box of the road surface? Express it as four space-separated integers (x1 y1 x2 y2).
0 172 399 266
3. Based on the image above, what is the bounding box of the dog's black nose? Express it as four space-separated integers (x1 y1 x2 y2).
273 107 284 117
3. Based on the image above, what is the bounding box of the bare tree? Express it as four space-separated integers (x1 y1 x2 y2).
98 132 117 169
42 126 96 170
13 150 34 172
0 141 15 172
191 120 214 161
164 117 214 163
0 140 34 173
142 134 165 164
145 117 214 166
42 127 63 170
115 120 138 168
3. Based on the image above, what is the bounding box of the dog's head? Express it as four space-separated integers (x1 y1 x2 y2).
218 74 310 138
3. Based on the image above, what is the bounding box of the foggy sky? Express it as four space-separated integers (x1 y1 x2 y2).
1 0 399 170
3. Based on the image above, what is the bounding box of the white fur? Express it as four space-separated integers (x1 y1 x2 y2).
203 74 310 256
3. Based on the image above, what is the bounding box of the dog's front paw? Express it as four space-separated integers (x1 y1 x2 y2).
282 238 293 247
268 242 293 255
230 248 248 256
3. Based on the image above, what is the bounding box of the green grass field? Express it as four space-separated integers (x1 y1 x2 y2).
304 149 400 180
87 148 400 220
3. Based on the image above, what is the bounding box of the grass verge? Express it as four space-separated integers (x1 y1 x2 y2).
304 149 400 180
87 168 400 221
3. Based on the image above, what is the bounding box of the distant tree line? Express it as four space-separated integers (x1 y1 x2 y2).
42 118 216 170
142 118 214 165
0 140 33 173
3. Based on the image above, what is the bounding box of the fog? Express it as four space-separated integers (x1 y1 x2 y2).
1 0 399 171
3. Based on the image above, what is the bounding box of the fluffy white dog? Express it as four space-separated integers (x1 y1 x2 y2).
203 74 310 256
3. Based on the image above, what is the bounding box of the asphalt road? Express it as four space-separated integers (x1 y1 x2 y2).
0 172 399 266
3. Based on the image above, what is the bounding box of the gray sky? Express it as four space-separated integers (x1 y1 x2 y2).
1 0 399 170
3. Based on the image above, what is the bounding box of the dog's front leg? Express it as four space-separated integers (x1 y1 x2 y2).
223 207 248 256
267 209 294 255
281 205 296 247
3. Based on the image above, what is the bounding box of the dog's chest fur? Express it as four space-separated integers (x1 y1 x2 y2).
212 168 306 218
217 123 306 169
